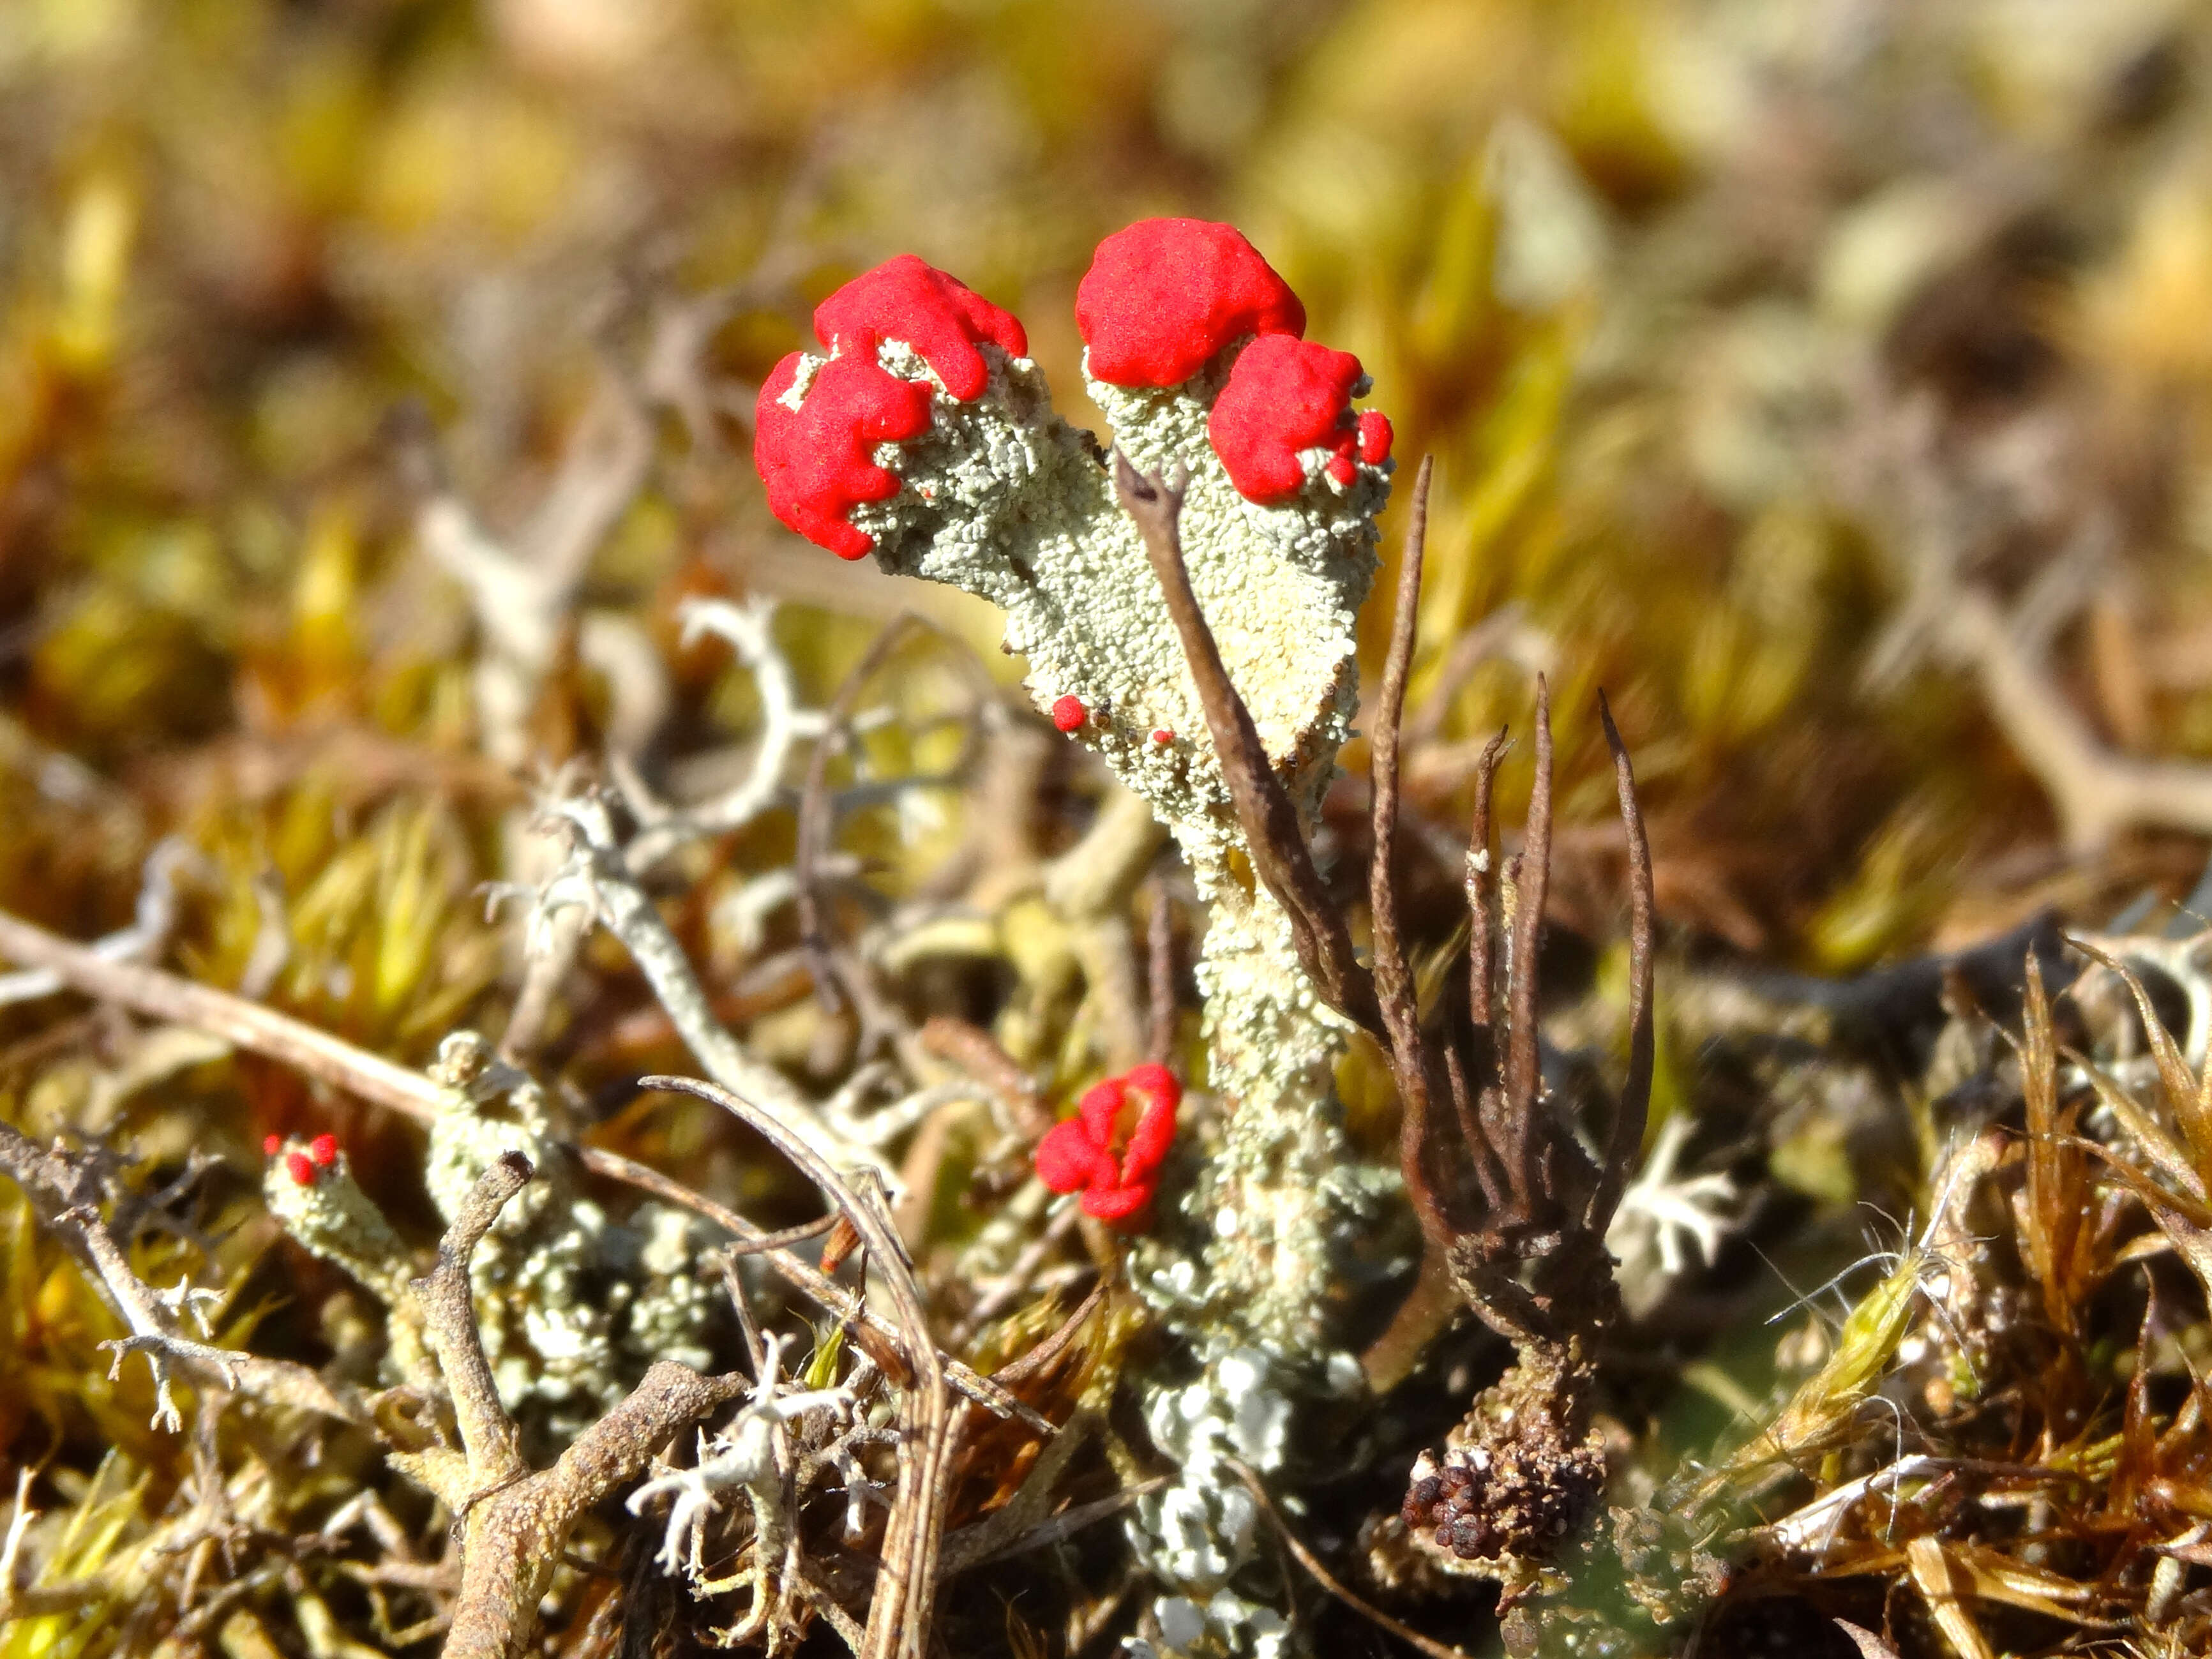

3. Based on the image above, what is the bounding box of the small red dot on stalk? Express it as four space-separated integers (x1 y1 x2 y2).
1150 729 1173 745
1051 695 1087 733
263 1134 282 1156
309 1133 338 1169
285 1152 317 1187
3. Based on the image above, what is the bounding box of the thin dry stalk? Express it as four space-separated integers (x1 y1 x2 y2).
0 903 1045 1434
641 1074 952 1659
1224 1460 1475 1659
1113 455 1382 1035
1585 693 1657 1237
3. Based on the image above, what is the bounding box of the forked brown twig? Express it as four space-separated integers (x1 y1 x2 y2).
400 1157 750 1659
1122 451 1659 1588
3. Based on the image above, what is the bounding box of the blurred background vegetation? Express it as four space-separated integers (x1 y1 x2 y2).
12 0 2212 972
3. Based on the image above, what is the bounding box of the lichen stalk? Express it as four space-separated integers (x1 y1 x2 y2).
753 223 1397 1653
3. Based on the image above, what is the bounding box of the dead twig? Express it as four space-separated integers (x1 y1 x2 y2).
411 1152 534 1490
404 1155 749 1659
940 1478 1165 1573
641 1073 952 1659
985 1279 1108 1392
0 904 1046 1434
0 907 438 1125
1584 691 1657 1239
1944 587 2212 852
918 1016 1051 1141
1114 455 1381 1035
1224 1460 1476 1659
0 1119 368 1430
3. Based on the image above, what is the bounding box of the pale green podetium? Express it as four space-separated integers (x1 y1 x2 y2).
264 1031 716 1449
843 334 1390 1357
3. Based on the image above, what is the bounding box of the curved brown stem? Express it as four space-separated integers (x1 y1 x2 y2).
1116 455 1382 1037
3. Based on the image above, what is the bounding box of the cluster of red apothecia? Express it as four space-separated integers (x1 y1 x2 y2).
1030 1062 1182 1231
752 218 1392 559
264 1131 339 1187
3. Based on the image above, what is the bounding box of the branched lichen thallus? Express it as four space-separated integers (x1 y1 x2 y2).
1124 456 1657 1633
749 221 1651 1650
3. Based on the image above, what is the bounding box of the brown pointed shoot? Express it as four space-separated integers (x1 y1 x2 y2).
1115 453 1381 1036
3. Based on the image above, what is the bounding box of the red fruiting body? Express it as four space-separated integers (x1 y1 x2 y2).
1208 334 1366 504
812 253 1027 403
1051 694 1087 733
1358 409 1394 466
285 1151 317 1187
309 1132 339 1168
1033 1063 1182 1227
1076 218 1305 389
753 255 1026 557
263 1134 282 1155
1150 728 1173 744
755 351 935 559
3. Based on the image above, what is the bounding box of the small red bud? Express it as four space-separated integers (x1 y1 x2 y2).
285 1152 317 1187
819 1214 862 1277
1150 728 1173 745
262 1134 282 1156
309 1132 339 1168
1357 409 1394 465
1051 694 1086 733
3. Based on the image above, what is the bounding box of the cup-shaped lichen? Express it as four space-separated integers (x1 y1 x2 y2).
755 220 1394 1360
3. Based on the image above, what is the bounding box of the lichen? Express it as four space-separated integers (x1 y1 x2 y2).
266 1030 716 1448
758 224 1396 1653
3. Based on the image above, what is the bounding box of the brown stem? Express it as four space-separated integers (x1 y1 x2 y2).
1114 454 1381 1037
0 909 437 1126
1370 456 1433 1092
1500 679 1554 1227
1584 692 1657 1238
410 1153 533 1487
1459 730 1512 1214
444 1361 747 1659
1464 728 1510 1037
1360 1249 1461 1395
